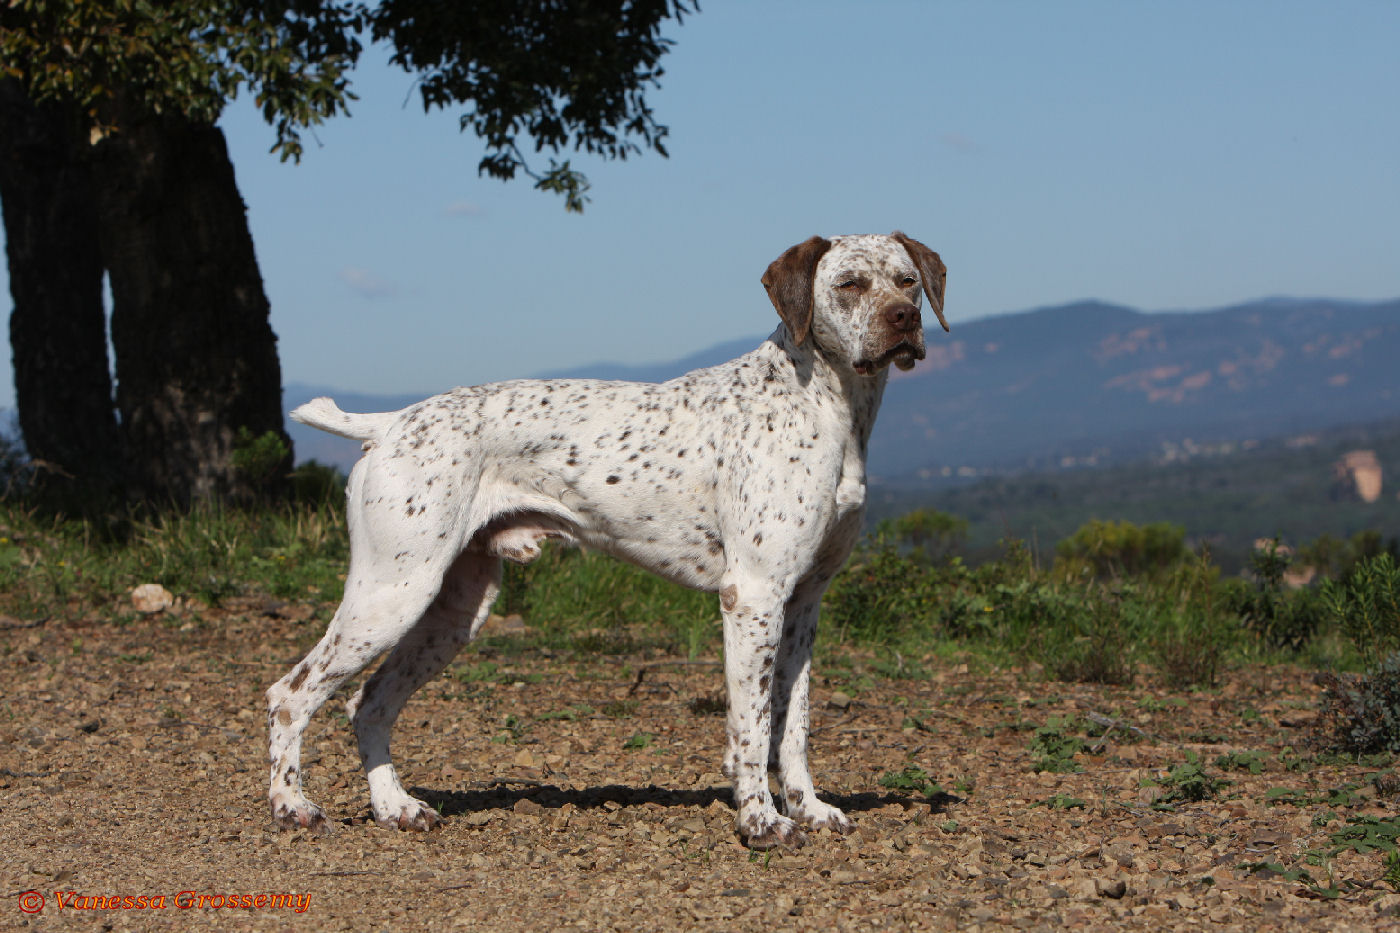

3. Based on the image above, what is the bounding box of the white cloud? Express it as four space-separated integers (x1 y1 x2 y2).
938 132 980 154
340 266 396 299
444 200 484 218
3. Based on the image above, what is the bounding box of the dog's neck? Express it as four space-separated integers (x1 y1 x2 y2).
767 325 888 456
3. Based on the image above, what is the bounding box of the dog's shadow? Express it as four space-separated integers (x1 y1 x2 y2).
411 782 959 820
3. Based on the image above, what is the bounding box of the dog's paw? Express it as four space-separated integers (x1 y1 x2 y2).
740 813 807 851
374 800 443 832
271 800 331 834
791 800 855 835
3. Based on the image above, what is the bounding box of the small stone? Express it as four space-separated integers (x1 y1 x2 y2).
131 583 174 613
1373 893 1400 914
480 613 531 636
1097 878 1128 899
1068 878 1098 899
828 691 852 710
513 797 544 816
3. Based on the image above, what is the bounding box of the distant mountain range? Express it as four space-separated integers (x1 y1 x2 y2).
285 296 1400 486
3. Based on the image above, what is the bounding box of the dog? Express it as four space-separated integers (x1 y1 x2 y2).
267 232 947 849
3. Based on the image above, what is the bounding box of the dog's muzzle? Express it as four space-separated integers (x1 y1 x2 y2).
854 338 926 375
857 302 926 373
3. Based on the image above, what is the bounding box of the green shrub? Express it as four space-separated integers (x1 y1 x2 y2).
980 578 1134 683
1054 519 1189 580
499 545 717 656
287 460 347 507
1226 539 1325 650
935 539 1040 643
1321 553 1400 669
1293 531 1397 582
1314 653 1400 756
1149 553 1236 688
875 508 969 565
1039 586 1135 684
822 534 943 643
231 427 292 496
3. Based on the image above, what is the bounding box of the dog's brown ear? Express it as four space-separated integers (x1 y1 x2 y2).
891 231 949 333
761 236 832 345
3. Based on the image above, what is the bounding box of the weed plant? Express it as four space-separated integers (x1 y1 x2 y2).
1029 715 1089 773
878 765 945 798
1315 653 1400 756
1321 553 1400 669
1149 553 1233 688
1224 539 1328 651
1146 752 1230 807
1311 554 1400 755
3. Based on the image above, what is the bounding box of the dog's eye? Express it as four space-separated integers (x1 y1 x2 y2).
836 280 859 291
901 275 918 288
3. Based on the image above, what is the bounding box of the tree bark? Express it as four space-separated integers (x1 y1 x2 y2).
92 112 291 504
0 81 124 498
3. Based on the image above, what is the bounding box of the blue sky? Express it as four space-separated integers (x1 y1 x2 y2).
2 0 1398 410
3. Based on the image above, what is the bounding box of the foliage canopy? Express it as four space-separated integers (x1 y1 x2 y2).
1 0 695 208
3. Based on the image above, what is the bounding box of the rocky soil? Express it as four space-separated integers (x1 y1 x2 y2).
2 599 1397 931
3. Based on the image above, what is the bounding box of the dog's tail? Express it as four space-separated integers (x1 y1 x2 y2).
289 397 398 444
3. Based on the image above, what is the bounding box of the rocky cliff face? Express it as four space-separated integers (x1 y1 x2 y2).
1333 449 1383 503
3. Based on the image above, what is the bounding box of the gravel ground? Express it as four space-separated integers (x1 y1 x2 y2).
2 599 1397 931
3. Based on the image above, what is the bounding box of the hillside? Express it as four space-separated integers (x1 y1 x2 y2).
285 296 1400 483
873 296 1400 483
871 417 1400 573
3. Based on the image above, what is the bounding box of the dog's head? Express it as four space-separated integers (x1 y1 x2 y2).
761 232 947 375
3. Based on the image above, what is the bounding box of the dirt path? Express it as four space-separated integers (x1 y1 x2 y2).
2 603 1396 930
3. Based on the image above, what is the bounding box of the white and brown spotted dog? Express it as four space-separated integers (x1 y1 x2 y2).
267 233 948 849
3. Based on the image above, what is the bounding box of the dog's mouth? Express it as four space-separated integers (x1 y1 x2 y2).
854 341 925 376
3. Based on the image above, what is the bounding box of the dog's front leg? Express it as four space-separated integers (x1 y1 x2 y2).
769 582 854 835
719 577 804 849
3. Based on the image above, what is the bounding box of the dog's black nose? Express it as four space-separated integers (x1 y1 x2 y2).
884 303 921 332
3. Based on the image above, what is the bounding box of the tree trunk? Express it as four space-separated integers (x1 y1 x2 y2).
92 112 291 504
0 81 125 500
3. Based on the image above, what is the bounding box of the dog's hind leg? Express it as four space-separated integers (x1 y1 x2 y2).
345 549 502 830
266 560 460 832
